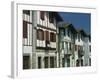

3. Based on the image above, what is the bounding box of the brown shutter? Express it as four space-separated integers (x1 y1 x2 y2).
53 33 56 42
50 32 56 42
42 30 44 40
45 31 49 41
37 29 44 40
40 11 45 20
50 32 53 42
23 21 27 38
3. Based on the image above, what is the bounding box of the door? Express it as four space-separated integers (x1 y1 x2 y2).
38 57 42 69
44 57 49 68
50 57 55 68
23 55 30 69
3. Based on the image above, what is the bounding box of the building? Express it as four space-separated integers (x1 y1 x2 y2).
75 29 86 66
74 29 91 67
22 10 91 69
58 22 91 67
58 23 76 67
23 10 63 69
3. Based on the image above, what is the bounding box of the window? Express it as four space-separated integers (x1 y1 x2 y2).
40 11 45 20
62 42 64 49
89 45 91 52
23 56 30 69
44 57 49 68
78 45 80 50
23 21 27 38
62 58 64 67
37 29 44 40
76 59 80 67
60 29 65 38
50 32 56 42
89 58 91 66
68 29 70 37
67 57 70 67
75 45 77 51
38 57 41 69
45 31 49 41
78 34 80 42
50 57 55 68
81 59 83 66
89 36 91 42
69 43 71 50
23 10 30 15
49 12 54 23
81 34 83 41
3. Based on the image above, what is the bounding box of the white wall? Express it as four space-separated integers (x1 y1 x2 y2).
0 0 99 80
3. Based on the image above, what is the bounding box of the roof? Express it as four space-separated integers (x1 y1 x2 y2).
58 22 90 36
55 12 63 22
76 29 88 37
58 22 77 33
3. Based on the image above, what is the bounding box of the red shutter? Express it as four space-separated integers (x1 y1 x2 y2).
23 21 27 38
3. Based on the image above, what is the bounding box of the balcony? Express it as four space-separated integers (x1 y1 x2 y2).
64 49 72 56
36 40 56 50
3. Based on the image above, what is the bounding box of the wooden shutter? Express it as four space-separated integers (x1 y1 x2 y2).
23 21 27 38
37 29 44 40
50 32 56 42
45 31 49 41
50 32 53 42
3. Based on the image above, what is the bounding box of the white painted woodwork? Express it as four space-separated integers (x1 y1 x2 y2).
23 46 32 54
50 42 56 48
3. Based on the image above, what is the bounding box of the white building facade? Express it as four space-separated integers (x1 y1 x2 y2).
58 23 76 67
23 10 63 69
58 22 91 67
22 10 91 69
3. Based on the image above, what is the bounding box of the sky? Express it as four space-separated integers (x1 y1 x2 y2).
59 12 91 34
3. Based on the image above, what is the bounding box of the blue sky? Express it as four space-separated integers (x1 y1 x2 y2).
59 12 91 34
